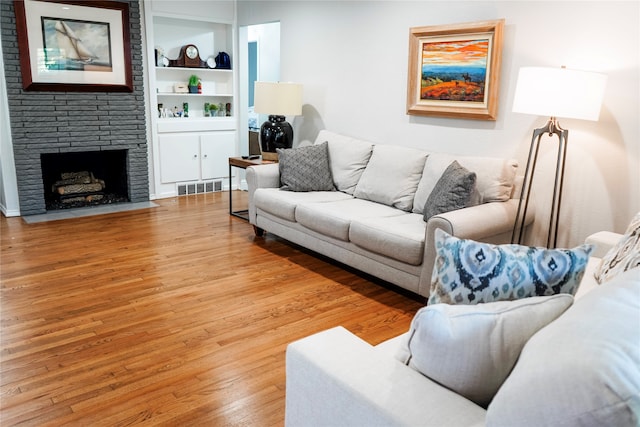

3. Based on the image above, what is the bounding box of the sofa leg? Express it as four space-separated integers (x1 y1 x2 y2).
253 226 264 237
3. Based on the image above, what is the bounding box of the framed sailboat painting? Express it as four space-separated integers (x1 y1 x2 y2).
14 0 133 92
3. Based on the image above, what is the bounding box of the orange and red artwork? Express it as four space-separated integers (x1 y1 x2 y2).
420 38 489 102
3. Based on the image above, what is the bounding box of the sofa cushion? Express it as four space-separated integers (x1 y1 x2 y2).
349 213 425 265
254 188 353 222
428 229 593 305
486 269 640 426
296 198 406 241
423 161 478 222
277 142 335 192
353 145 428 212
594 211 640 283
413 153 518 214
397 294 573 408
315 130 374 195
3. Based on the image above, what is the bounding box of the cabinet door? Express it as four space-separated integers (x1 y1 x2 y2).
200 131 236 180
159 134 200 183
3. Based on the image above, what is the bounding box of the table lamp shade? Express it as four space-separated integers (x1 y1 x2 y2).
254 82 303 161
254 82 303 116
512 67 607 121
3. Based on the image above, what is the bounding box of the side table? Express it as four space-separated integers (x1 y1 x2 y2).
228 156 274 220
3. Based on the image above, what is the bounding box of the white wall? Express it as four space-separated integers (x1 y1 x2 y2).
0 31 20 217
237 0 640 248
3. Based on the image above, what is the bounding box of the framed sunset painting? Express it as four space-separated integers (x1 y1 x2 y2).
407 20 504 120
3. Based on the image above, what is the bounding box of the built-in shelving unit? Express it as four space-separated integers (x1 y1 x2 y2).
144 1 238 199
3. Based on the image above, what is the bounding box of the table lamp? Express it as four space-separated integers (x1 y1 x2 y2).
511 66 607 248
254 82 303 161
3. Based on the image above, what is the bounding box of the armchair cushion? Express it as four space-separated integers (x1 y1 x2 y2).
397 294 574 408
486 269 640 426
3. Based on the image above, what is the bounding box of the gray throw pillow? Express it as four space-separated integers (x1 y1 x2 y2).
423 161 477 221
277 142 335 192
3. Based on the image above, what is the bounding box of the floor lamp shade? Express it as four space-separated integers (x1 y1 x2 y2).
513 67 607 121
254 82 303 161
511 66 607 248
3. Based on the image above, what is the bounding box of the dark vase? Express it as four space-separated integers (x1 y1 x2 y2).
260 115 293 161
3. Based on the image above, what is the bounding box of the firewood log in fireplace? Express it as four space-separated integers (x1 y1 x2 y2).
57 182 104 195
53 171 106 196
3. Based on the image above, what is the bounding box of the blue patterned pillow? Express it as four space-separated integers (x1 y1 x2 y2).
428 229 593 305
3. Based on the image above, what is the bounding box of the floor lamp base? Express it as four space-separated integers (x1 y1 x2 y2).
512 117 569 249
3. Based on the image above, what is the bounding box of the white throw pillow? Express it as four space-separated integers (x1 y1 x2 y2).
594 211 640 283
314 130 373 195
353 145 427 211
413 153 518 214
486 269 640 426
396 294 574 408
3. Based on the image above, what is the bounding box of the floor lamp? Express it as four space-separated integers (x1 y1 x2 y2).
254 82 303 161
511 66 607 248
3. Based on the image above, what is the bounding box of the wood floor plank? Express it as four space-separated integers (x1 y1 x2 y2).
1 191 423 425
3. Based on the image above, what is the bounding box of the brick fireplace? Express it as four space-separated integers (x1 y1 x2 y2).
0 0 149 216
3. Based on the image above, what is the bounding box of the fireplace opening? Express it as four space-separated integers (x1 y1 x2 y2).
41 150 130 210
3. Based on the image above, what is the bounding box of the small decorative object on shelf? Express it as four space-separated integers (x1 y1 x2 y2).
174 83 188 93
188 75 199 94
155 47 166 67
215 52 231 69
204 103 210 117
169 44 207 68
183 102 189 118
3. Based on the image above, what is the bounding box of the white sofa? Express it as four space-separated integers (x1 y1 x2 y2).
285 231 640 426
246 130 533 298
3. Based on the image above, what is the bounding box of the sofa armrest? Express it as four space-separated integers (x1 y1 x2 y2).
246 163 280 225
585 231 621 258
286 327 486 427
418 198 534 296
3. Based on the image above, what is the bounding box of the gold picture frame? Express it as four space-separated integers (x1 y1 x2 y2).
407 19 504 120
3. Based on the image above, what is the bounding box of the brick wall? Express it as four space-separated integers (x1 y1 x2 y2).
0 0 149 215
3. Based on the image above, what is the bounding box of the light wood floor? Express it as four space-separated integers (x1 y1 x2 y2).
1 192 423 426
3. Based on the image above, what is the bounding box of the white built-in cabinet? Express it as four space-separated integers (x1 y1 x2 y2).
159 132 235 183
144 1 238 199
